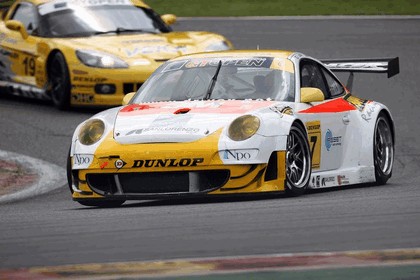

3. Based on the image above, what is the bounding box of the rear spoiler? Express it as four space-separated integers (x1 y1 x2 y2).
321 57 399 91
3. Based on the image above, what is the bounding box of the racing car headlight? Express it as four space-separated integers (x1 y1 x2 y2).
228 115 260 141
78 119 105 145
205 40 231 52
76 50 128 68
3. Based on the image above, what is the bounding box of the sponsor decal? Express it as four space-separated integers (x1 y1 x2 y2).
221 149 258 161
306 121 321 169
132 158 204 168
39 0 132 15
73 76 107 83
312 175 336 188
344 94 369 111
126 127 200 136
72 93 94 103
312 175 321 188
100 161 109 169
162 57 273 73
322 176 335 186
361 102 378 122
72 154 93 169
325 129 342 151
115 159 126 169
124 45 182 57
337 175 350 186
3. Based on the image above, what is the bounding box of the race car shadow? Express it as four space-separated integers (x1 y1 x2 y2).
73 183 394 209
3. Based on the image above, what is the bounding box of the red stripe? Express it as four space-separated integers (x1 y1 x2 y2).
299 98 356 113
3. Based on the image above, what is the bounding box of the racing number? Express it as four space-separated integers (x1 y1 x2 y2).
23 56 35 76
305 121 321 169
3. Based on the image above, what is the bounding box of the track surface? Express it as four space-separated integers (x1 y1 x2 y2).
0 18 419 269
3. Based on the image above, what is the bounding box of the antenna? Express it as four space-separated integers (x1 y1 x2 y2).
256 45 260 50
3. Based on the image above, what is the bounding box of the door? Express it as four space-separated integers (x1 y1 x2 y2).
298 59 351 173
1 2 39 86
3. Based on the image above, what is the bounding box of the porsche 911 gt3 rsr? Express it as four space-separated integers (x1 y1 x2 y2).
68 50 398 207
0 0 232 109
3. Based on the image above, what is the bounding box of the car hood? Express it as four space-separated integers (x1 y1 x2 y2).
64 31 224 61
113 100 277 144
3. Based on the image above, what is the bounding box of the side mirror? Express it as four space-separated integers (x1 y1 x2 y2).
300 87 325 103
122 92 135 105
161 14 177 25
6 20 28 39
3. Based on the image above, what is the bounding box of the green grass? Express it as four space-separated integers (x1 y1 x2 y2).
1 0 420 15
145 0 420 16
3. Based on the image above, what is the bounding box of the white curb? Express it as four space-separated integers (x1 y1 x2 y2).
0 150 66 204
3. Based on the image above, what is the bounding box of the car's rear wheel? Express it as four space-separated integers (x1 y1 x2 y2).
77 200 125 208
285 123 312 196
49 52 71 110
374 113 394 185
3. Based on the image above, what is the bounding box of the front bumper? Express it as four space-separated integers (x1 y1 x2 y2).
71 152 286 201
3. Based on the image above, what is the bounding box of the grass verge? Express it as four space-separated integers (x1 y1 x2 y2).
1 0 420 15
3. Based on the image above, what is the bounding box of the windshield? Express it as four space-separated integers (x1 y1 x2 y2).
132 57 295 103
36 1 170 37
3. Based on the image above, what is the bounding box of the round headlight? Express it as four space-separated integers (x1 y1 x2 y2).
228 115 260 141
78 119 105 145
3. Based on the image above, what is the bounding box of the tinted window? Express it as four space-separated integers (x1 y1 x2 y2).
321 67 345 98
300 61 328 98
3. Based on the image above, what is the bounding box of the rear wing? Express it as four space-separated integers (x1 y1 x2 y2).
321 57 399 91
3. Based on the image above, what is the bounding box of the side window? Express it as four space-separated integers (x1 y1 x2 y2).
10 3 38 35
300 61 328 98
321 68 345 98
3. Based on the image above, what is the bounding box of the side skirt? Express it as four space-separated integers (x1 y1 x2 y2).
309 166 375 189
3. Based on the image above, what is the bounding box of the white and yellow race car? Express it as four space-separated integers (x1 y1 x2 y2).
68 50 398 207
0 0 232 109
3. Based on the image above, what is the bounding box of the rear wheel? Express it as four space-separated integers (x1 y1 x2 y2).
285 124 312 196
374 113 394 185
49 52 71 110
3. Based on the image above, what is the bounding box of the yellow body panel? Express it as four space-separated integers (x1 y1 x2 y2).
72 130 286 199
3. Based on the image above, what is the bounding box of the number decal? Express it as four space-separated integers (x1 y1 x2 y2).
23 56 35 76
306 121 321 169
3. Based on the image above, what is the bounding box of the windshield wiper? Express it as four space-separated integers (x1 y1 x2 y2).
204 60 222 100
93 28 158 36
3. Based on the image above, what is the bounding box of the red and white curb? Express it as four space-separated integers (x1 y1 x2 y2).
0 248 419 280
0 150 66 204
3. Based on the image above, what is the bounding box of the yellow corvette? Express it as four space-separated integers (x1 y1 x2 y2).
0 0 233 109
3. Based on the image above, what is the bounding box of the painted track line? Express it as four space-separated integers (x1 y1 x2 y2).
0 150 66 204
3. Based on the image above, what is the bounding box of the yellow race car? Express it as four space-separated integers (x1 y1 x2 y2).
0 0 233 109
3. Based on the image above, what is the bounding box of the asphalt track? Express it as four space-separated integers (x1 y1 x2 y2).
0 17 420 277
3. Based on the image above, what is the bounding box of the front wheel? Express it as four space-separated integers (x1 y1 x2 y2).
374 113 394 185
285 124 312 196
49 52 71 110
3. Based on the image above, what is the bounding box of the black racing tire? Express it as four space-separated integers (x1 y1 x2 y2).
66 149 73 194
49 52 71 110
77 200 125 208
285 123 312 196
373 112 394 185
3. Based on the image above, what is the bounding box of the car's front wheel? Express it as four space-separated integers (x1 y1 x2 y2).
285 123 312 196
374 112 394 185
49 52 71 110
